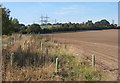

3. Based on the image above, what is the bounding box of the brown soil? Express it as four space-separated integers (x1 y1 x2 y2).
46 29 118 80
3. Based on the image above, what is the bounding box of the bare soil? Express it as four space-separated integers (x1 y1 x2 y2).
46 29 118 80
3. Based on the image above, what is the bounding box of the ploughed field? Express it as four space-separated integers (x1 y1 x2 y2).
48 30 118 78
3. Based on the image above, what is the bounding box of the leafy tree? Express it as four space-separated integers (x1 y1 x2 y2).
26 24 41 33
11 18 19 32
62 23 69 28
47 23 52 25
79 23 86 29
19 26 27 34
95 19 110 28
1 5 14 35
12 18 19 24
86 20 94 29
100 19 110 27
94 21 101 28
109 24 117 28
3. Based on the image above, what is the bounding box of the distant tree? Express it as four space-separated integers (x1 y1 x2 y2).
26 24 41 33
100 19 110 27
86 20 94 29
56 23 62 25
79 23 86 29
63 23 69 28
94 21 101 28
11 18 20 32
113 24 117 27
109 24 117 28
18 24 25 28
95 19 110 28
47 23 52 25
12 18 19 24
118 26 120 28
60 23 69 31
76 23 80 28
68 22 73 28
19 26 27 34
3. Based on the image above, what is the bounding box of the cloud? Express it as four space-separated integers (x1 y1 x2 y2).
55 11 67 15
62 5 80 10
55 5 80 15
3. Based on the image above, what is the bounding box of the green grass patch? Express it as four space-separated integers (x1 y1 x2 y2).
41 25 61 29
50 46 106 81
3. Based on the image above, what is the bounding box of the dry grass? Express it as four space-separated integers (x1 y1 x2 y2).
2 34 106 81
2 34 64 81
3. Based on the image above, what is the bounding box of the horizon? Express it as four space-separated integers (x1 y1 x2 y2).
3 2 118 25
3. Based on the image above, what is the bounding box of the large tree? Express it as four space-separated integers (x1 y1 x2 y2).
86 20 94 29
26 24 42 33
0 5 14 35
95 19 110 28
11 18 20 32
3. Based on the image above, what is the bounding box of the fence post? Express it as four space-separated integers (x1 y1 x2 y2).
44 48 46 66
65 44 67 49
10 53 14 67
45 47 48 56
55 57 58 74
92 55 95 67
14 37 15 42
41 42 43 50
10 36 12 45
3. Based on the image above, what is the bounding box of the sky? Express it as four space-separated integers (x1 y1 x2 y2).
2 2 118 25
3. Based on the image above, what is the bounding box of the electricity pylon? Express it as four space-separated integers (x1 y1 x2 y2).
40 14 49 25
112 20 114 25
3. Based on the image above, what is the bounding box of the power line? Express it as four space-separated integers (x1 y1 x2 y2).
40 15 44 24
40 14 49 25
112 20 114 24
55 19 57 24
44 15 49 24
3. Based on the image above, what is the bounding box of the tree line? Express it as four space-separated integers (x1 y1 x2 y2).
1 5 119 35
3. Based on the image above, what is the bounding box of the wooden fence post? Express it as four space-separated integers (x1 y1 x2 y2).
14 37 16 42
10 53 14 67
65 44 67 49
41 42 43 50
56 57 58 74
92 55 95 67
44 48 46 66
46 48 48 55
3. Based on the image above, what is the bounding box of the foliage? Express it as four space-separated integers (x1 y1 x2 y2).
11 18 19 32
0 5 14 35
1 5 119 35
26 24 42 33
86 20 94 29
94 19 110 28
